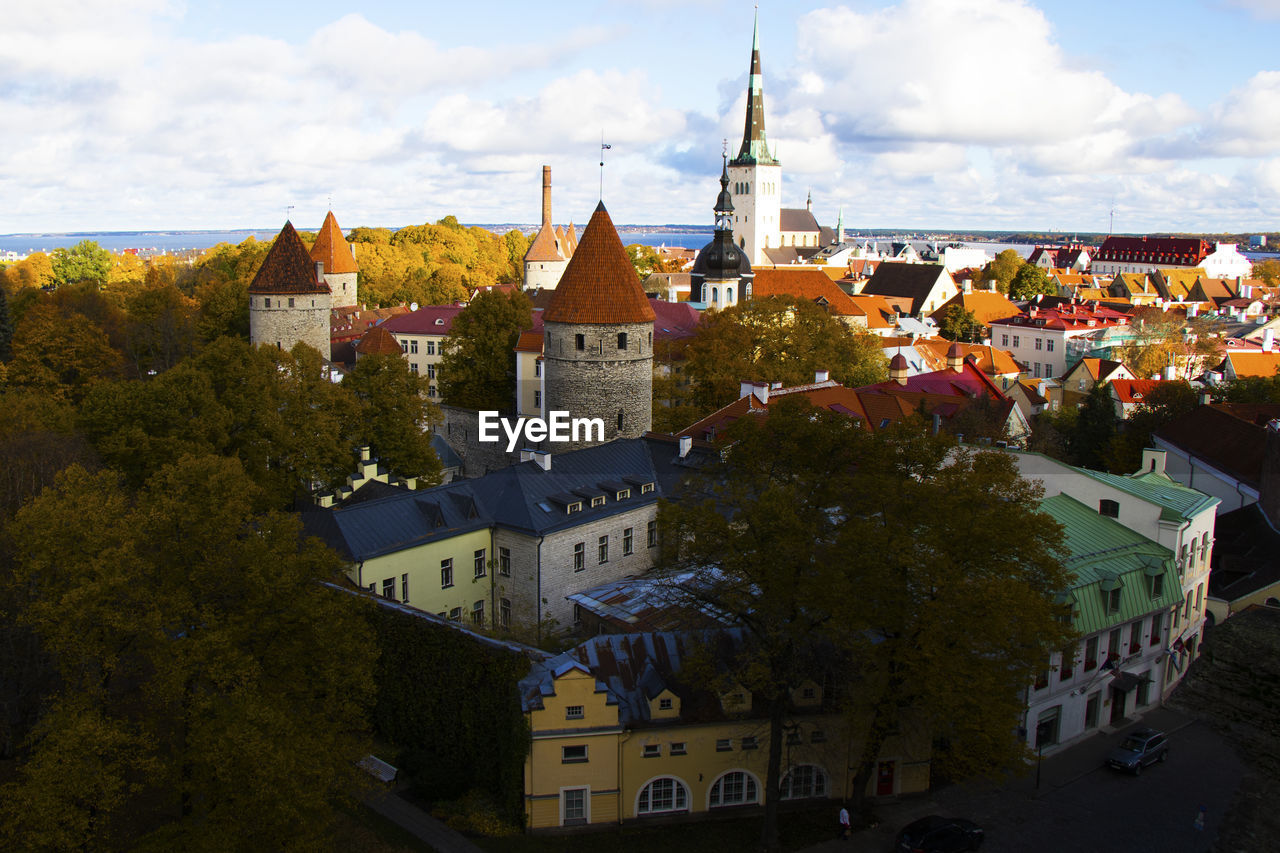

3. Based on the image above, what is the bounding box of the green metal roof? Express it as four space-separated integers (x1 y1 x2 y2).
1078 468 1220 523
1041 494 1183 636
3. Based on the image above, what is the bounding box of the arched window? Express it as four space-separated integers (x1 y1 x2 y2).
780 765 828 800
708 770 759 808
637 777 689 815
711 286 719 304
726 286 734 304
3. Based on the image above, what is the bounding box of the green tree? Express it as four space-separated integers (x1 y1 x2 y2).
1217 372 1280 403
982 249 1023 293
1 456 376 850
438 289 533 411
938 303 982 342
660 401 1072 851
122 281 198 375
1104 381 1196 473
1069 382 1118 470
1008 263 1054 300
1253 258 1280 288
344 352 443 485
681 296 888 421
50 240 113 288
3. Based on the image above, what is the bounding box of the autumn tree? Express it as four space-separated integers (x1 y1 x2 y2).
938 303 982 342
1116 307 1223 381
0 456 377 850
1008 263 1053 300
982 248 1023 293
0 284 12 361
438 288 533 412
122 281 199 375
0 251 55 295
680 296 887 421
660 401 1072 851
7 301 123 401
51 239 113 288
1253 258 1280 287
343 351 443 485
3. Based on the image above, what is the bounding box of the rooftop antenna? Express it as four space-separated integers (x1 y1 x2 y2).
285 204 295 223
1109 199 1115 235
599 132 611 201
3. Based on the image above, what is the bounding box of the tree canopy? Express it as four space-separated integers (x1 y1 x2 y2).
982 249 1023 293
679 296 888 423
51 240 112 288
1008 263 1054 300
437 288 533 412
659 400 1072 850
1 456 376 851
938 303 983 342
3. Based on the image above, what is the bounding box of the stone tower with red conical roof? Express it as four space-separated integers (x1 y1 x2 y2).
543 202 655 450
249 221 332 359
310 210 360 309
523 166 573 290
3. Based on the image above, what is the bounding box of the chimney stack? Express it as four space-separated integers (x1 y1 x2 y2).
1264 328 1275 353
815 369 830 383
541 165 552 226
678 435 692 458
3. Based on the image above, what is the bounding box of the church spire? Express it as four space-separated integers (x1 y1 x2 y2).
731 8 777 167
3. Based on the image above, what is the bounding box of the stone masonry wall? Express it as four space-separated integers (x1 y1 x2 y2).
250 294 332 359
544 320 653 451
325 271 359 309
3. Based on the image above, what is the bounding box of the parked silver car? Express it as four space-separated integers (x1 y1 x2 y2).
1106 728 1168 775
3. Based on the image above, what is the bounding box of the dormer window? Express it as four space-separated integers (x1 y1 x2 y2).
659 697 673 711
1149 573 1164 599
1104 584 1122 613
567 502 582 514
641 483 655 495
591 496 605 508
616 489 631 500
1099 499 1119 518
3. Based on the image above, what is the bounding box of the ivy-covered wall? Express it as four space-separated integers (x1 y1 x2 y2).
370 606 530 823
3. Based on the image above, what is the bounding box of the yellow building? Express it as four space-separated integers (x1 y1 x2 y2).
518 632 931 830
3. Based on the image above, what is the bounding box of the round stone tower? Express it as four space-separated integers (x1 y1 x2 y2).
543 202 655 451
249 221 332 359
310 210 360 309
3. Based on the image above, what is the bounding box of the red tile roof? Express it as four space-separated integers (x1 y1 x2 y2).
544 203 655 325
249 221 329 295
1095 236 1211 266
1110 378 1169 405
752 268 862 316
355 324 402 356
524 221 565 263
381 304 465 336
310 211 359 274
989 301 1128 332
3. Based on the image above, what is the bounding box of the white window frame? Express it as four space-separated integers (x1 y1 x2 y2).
707 770 761 809
635 776 690 816
560 786 589 826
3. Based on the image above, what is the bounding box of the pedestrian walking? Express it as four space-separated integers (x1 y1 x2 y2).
838 803 851 840
1194 804 1206 831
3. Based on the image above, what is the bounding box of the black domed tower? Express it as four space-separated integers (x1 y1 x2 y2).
691 154 753 309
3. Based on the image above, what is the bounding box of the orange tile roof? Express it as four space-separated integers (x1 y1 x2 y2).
752 268 862 316
355 324 403 355
928 290 1019 326
524 222 564 263
514 330 544 353
1226 351 1280 378
544 203 655 325
310 211 359 274
1110 378 1171 404
249 221 329 295
846 294 902 328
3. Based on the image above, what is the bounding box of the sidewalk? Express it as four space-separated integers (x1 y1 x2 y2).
799 706 1195 853
362 785 486 853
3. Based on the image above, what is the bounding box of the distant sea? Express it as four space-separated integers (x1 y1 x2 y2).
0 227 715 256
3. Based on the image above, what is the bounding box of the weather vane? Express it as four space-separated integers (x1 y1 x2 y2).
286 204 295 223
600 131 611 201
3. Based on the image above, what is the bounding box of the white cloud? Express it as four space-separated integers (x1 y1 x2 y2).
1223 0 1280 19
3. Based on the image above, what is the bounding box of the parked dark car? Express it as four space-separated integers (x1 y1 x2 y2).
1106 727 1169 774
894 815 984 852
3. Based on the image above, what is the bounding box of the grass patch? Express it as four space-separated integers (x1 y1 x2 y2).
475 804 838 853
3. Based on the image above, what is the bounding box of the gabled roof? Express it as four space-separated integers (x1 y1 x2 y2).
910 338 1021 377
1208 503 1280 602
1224 350 1280 378
1095 236 1211 266
1077 468 1219 523
355 324 402 356
1040 494 1181 635
249 221 329 295
1109 378 1170 405
310 211 359 274
381 304 465 336
1153 404 1280 489
928 290 1020 326
751 267 862 316
860 262 951 315
524 221 566 263
651 299 701 342
544 203 655 325
779 208 820 233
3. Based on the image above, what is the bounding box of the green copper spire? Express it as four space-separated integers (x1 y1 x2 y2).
731 8 778 167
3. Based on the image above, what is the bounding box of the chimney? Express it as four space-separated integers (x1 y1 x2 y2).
1141 448 1167 474
815 369 830 383
1200 390 1212 406
1261 420 1280 528
678 435 692 458
315 260 325 282
1243 283 1254 299
541 165 552 226
1187 303 1198 318
946 343 964 372
752 383 770 406
740 380 756 400
1265 328 1275 353
532 450 551 471
963 279 972 294
1164 365 1176 380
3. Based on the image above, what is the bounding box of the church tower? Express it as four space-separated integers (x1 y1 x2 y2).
691 154 753 309
727 10 782 267
543 202 655 451
310 211 359 309
249 221 332 359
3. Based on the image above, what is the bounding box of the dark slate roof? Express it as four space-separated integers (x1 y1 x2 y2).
518 630 748 723
249 221 329 295
1153 404 1280 489
302 436 709 561
1208 503 1280 603
779 208 820 233
544 203 656 325
860 262 949 315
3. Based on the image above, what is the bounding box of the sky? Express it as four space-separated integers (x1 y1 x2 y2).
4 0 1280 234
